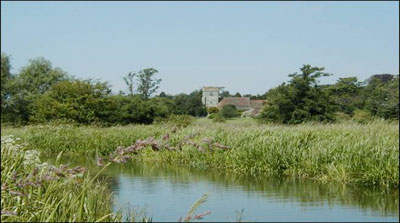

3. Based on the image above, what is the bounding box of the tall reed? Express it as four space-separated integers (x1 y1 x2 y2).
2 119 398 188
1 136 119 222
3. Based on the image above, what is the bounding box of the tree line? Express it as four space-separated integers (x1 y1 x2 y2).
258 65 399 124
1 54 206 125
1 53 398 125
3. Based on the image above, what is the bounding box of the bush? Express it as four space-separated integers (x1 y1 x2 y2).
113 95 159 125
219 105 239 119
334 112 352 122
213 113 226 122
352 109 373 124
164 114 193 128
207 107 219 114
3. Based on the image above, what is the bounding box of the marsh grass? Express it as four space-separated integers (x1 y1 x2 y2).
1 119 398 188
1 136 119 222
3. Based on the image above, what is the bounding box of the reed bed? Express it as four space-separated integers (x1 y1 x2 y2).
1 119 398 188
0 136 120 222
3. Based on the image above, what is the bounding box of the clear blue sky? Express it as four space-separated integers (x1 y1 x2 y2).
1 1 399 95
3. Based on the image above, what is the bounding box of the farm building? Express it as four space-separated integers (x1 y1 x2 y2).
202 86 266 116
217 97 266 116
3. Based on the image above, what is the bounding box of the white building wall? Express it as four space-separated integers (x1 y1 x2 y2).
202 88 219 107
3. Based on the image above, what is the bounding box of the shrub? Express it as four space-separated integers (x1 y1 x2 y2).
213 113 226 122
219 105 239 119
207 107 219 114
352 109 373 124
334 112 352 122
164 114 193 128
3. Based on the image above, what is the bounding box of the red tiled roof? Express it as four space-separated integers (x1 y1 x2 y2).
217 97 251 110
250 100 266 109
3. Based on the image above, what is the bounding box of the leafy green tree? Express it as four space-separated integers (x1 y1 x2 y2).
136 68 161 100
363 74 399 119
149 96 175 119
112 95 173 124
18 57 69 94
123 72 136 96
328 77 363 115
173 90 207 117
2 57 69 123
1 53 12 119
219 91 231 98
31 79 115 124
259 64 335 124
234 92 242 97
219 104 239 118
112 95 154 124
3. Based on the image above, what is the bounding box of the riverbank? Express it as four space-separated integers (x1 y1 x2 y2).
1 119 399 188
0 136 119 222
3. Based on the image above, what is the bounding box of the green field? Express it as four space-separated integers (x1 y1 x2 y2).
2 118 398 188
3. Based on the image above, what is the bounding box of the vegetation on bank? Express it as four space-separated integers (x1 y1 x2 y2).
1 135 215 222
2 119 398 188
1 136 119 222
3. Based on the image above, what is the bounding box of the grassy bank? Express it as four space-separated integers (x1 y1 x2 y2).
1 118 399 188
1 136 119 222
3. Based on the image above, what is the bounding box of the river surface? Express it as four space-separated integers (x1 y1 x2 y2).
48 155 399 222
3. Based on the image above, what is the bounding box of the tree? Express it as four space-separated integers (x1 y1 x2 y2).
18 57 69 94
328 77 363 115
136 68 161 100
2 57 69 123
259 64 335 124
31 79 115 124
362 74 399 119
1 53 12 118
172 90 207 117
220 90 230 98
234 92 242 97
123 72 136 96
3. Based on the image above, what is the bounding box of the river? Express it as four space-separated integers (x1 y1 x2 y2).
47 155 399 222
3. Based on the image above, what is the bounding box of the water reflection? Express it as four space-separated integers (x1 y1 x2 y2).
45 154 399 222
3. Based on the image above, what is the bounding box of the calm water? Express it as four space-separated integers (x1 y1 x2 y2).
48 155 399 222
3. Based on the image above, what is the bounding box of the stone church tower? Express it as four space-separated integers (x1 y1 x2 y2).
202 86 221 108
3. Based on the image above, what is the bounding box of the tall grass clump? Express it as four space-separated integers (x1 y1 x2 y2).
1 135 119 222
133 120 399 188
2 119 398 188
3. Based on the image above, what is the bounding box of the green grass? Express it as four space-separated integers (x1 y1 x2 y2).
1 118 399 188
1 136 121 222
